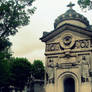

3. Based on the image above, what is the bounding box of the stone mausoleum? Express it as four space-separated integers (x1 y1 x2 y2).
40 2 92 92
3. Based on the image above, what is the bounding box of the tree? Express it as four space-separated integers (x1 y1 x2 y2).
32 60 45 80
0 0 36 39
0 0 36 61
10 57 32 92
0 38 12 61
0 0 36 64
78 0 92 10
0 59 11 92
0 0 36 91
0 0 36 70
0 0 36 52
0 38 12 92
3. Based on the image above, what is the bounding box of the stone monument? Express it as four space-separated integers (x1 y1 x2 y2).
40 2 92 92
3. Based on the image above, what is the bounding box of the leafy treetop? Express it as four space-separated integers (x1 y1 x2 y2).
78 0 92 10
0 0 36 39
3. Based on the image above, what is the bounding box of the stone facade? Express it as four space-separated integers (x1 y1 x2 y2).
40 2 92 92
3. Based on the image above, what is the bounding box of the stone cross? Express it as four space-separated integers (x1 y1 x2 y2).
67 2 75 9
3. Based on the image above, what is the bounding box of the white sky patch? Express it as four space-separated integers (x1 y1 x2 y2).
13 49 45 64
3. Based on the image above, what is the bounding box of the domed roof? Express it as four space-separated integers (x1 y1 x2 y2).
54 3 89 29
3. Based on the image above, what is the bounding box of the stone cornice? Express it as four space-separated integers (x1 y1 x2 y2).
40 23 92 42
45 48 92 56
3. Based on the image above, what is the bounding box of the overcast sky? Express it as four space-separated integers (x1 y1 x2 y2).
9 0 92 64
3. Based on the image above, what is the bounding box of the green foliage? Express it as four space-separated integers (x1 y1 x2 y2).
0 0 36 38
0 0 36 52
78 0 92 10
0 57 45 91
0 38 12 89
10 57 32 90
32 60 45 80
0 38 12 61
0 60 11 87
0 0 37 91
0 0 36 66
0 38 12 51
0 50 12 60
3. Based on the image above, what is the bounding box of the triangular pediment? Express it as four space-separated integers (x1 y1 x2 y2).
40 23 92 42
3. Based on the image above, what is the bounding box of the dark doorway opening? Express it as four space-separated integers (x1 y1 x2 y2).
64 77 75 92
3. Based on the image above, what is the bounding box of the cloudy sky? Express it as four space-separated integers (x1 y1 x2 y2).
9 0 92 64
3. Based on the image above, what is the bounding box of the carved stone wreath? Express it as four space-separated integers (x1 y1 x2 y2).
60 33 75 49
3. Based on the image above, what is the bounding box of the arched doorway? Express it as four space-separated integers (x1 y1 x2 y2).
64 77 75 92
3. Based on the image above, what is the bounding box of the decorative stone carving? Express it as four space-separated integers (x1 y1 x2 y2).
75 39 90 48
47 59 54 68
56 62 78 69
46 59 55 84
60 33 75 49
47 67 54 79
63 36 72 46
46 43 60 51
81 55 89 82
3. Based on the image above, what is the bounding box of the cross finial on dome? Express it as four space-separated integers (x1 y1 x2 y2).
67 2 75 9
